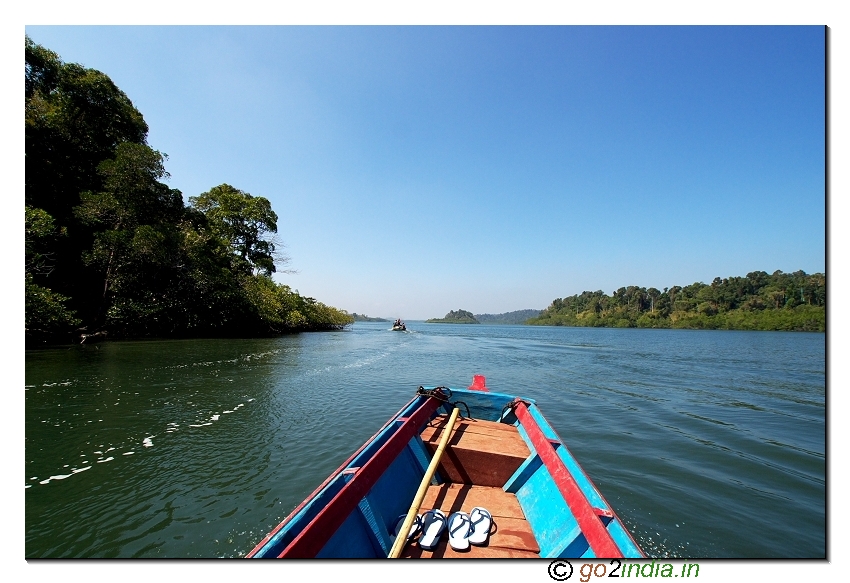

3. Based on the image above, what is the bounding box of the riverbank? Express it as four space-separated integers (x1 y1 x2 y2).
526 304 824 332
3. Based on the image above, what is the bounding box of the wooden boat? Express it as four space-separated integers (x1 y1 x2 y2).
246 375 644 559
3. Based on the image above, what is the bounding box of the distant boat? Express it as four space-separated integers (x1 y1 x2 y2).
246 375 644 559
392 324 406 331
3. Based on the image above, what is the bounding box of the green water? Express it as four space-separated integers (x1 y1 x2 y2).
25 323 825 558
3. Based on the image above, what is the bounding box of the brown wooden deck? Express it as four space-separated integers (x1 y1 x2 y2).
401 415 540 558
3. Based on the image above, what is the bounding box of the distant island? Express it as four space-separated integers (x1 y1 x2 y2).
351 313 390 322
426 309 480 324
475 309 541 325
527 270 825 332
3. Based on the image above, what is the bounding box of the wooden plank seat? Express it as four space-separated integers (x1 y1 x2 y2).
420 416 531 487
404 418 540 558
400 483 540 558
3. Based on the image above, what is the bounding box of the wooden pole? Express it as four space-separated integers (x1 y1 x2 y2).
387 406 460 558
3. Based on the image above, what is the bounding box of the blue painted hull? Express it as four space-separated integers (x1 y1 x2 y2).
247 383 644 559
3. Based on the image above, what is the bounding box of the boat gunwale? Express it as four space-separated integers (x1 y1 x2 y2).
528 406 644 557
245 394 425 557
511 399 644 558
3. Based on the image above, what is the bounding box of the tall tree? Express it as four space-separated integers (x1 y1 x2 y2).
189 184 280 276
74 142 184 327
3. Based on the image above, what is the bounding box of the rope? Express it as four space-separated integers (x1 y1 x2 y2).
416 385 452 402
499 397 532 424
415 386 470 419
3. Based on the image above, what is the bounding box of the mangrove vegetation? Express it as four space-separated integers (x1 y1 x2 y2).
527 270 825 332
475 309 542 325
25 37 352 345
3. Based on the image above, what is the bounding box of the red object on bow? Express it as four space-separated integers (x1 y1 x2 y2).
468 374 489 392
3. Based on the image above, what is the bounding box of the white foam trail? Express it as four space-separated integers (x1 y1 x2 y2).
40 473 73 484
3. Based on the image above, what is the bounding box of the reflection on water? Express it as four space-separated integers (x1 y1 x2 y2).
26 324 824 558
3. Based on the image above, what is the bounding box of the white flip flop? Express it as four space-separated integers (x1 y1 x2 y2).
392 513 422 542
418 509 447 550
468 507 492 545
447 511 473 551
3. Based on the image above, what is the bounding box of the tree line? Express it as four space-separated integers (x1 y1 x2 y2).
426 310 480 324
25 37 353 345
526 270 825 331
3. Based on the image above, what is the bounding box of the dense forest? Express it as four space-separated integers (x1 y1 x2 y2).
25 38 353 345
527 270 825 331
475 309 541 325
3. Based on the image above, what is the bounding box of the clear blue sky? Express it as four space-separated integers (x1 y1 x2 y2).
23 25 825 320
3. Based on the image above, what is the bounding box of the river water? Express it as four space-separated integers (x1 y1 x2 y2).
24 323 825 558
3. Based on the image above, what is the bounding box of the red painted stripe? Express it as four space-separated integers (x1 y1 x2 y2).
513 401 623 558
533 407 644 558
277 396 441 558
246 396 421 558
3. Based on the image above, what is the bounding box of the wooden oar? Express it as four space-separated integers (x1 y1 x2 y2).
387 406 460 558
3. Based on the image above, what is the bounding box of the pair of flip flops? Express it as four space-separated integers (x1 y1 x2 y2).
392 511 448 550
447 507 493 550
400 507 492 551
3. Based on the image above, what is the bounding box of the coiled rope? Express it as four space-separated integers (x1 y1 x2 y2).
416 386 470 419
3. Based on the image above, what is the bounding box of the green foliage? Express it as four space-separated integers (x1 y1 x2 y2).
25 205 59 276
26 206 79 334
26 273 80 332
26 36 148 224
426 309 480 324
240 277 352 331
189 184 278 276
474 309 541 324
528 270 825 332
351 313 390 322
24 38 351 343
